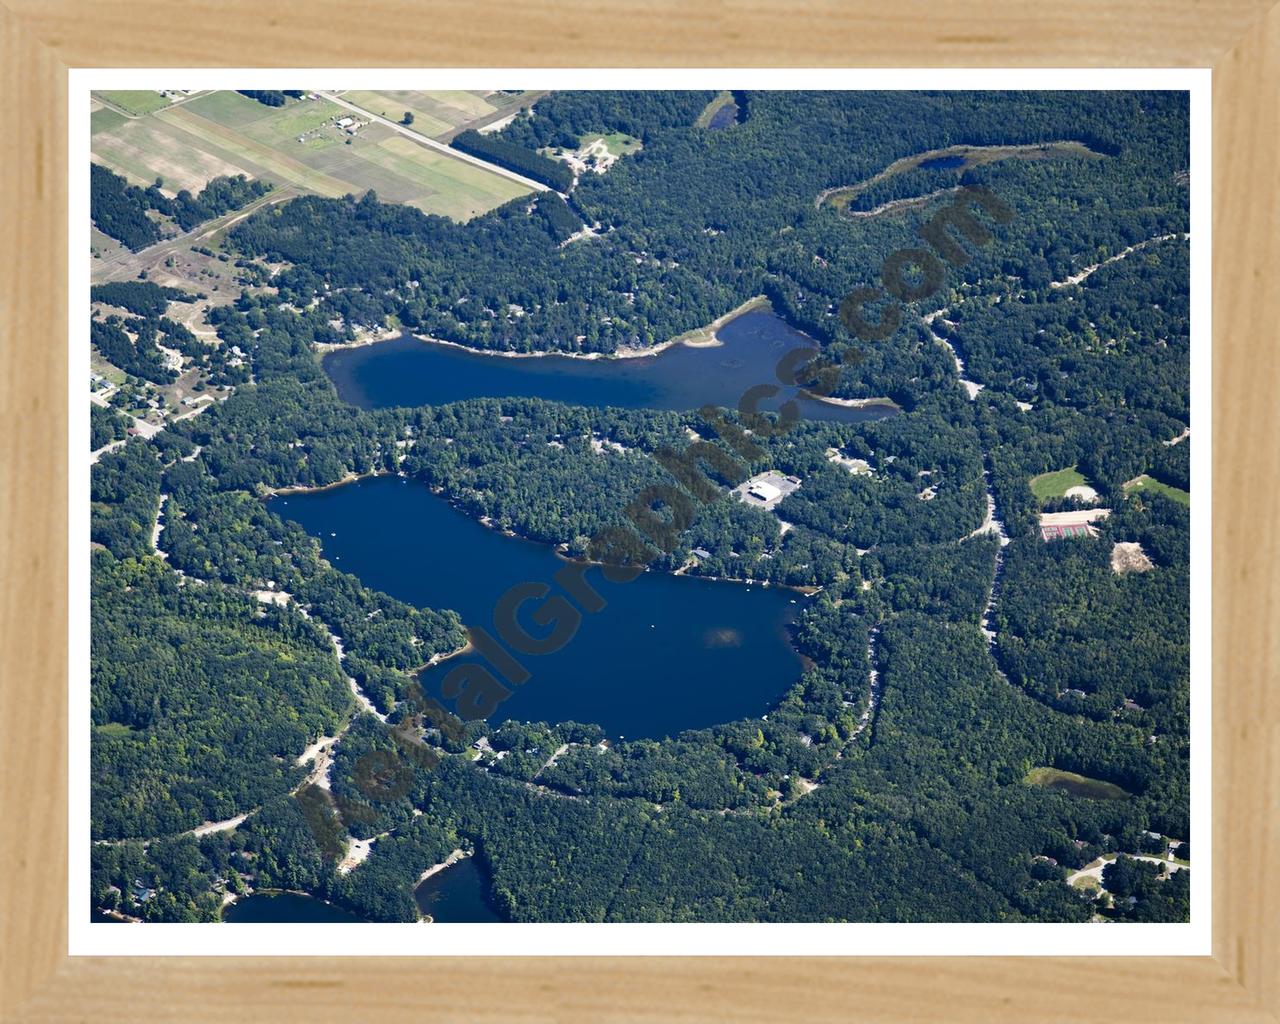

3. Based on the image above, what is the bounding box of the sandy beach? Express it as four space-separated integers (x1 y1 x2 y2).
804 390 900 411
312 325 403 354
416 848 468 885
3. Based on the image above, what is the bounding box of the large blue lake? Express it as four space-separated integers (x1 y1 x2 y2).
323 308 896 424
271 476 806 739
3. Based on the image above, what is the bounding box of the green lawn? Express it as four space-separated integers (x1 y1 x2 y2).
1124 474 1191 506
584 131 643 156
91 353 128 385
97 90 174 116
1029 465 1089 501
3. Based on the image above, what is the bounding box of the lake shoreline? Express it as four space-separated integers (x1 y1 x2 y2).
320 295 772 367
266 474 819 598
275 476 809 740
313 325 402 354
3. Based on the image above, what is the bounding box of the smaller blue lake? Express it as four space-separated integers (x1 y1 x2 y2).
223 892 368 923
415 858 503 922
322 308 896 425
271 476 807 739
707 103 739 130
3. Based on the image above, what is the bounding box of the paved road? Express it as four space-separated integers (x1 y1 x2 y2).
318 91 550 194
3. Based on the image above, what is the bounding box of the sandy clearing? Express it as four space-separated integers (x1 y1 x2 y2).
188 812 249 838
91 440 127 465
1111 541 1155 575
417 849 468 886
337 836 376 875
827 448 873 475
151 494 169 559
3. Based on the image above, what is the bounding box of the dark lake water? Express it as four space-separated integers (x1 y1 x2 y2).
223 892 368 923
322 308 895 425
270 476 806 739
919 154 967 170
415 857 503 922
707 102 739 130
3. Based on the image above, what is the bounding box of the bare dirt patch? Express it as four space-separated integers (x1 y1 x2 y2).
1111 541 1155 575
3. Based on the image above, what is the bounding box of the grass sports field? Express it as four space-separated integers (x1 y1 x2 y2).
91 90 532 220
1123 474 1191 506
1029 465 1089 501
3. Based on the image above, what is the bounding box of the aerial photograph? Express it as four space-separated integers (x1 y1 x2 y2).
88 88 1191 926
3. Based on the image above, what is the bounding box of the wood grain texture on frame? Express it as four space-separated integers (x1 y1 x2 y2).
0 1 1276 1020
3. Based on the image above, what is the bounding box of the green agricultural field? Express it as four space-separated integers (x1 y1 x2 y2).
181 90 277 129
364 135 531 219
339 91 454 137
1029 465 1089 501
92 109 251 193
90 106 128 137
91 90 531 222
335 90 528 141
1124 474 1191 506
96 90 174 117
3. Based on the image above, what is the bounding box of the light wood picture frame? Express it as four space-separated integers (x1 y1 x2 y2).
2 2 1276 1019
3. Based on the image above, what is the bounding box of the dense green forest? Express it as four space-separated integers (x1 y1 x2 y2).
90 403 132 450
496 90 715 149
90 162 271 249
92 281 199 317
91 90 1192 925
451 130 574 191
237 89 305 107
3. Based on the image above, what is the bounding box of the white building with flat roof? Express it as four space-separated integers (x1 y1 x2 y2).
747 481 782 503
